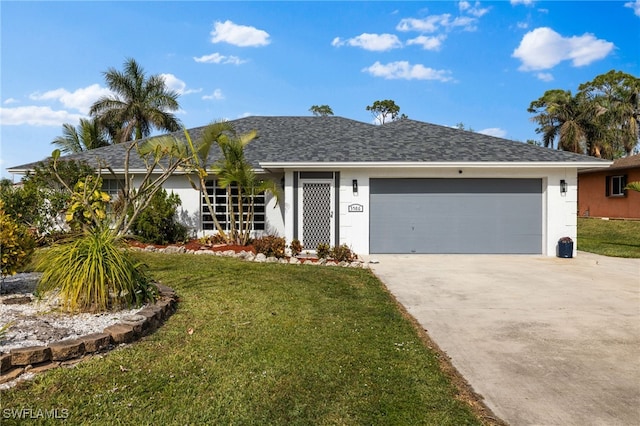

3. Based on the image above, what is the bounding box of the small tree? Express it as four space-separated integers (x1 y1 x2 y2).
184 121 280 245
366 100 406 124
309 105 334 116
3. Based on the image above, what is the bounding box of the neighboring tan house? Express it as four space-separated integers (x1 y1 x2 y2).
578 154 640 219
9 116 612 256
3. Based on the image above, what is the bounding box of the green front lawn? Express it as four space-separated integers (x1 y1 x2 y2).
578 217 640 258
1 253 489 425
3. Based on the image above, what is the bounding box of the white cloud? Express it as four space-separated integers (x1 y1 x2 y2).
407 35 446 51
193 53 247 65
331 33 402 51
625 0 640 17
29 84 110 114
512 27 614 71
397 14 478 33
210 20 270 47
478 127 507 138
511 0 534 5
362 61 453 82
0 106 84 126
202 89 225 101
160 73 201 95
3 98 18 105
517 21 529 29
536 72 554 82
459 1 490 17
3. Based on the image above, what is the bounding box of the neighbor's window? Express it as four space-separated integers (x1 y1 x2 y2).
201 180 265 231
101 179 123 198
606 175 627 197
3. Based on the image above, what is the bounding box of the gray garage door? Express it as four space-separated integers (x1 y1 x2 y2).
370 178 542 254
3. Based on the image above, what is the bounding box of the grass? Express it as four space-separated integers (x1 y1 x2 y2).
1 253 488 425
577 217 640 258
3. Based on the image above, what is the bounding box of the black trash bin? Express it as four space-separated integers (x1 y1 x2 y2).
557 237 573 258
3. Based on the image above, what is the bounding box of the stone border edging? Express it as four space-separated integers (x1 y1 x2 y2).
134 245 371 268
0 284 178 385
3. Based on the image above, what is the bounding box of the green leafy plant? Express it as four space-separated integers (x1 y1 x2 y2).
330 244 356 262
36 226 157 312
253 235 286 258
65 175 111 231
129 189 188 245
289 239 303 257
316 242 330 259
0 200 35 280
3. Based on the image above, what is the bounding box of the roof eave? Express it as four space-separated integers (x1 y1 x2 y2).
259 161 613 170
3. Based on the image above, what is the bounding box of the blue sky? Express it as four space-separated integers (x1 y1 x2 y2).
1 1 639 178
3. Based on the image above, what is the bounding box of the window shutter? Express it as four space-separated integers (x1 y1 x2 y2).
605 176 610 197
623 175 628 196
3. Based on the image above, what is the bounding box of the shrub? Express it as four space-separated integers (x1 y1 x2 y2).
316 242 330 259
289 239 303 257
253 235 286 258
0 201 35 279
199 232 227 246
331 244 356 262
129 189 188 245
66 175 111 231
36 226 157 312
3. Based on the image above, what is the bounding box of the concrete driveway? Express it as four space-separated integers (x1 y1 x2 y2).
370 252 640 426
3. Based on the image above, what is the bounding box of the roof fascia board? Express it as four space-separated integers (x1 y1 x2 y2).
259 161 613 170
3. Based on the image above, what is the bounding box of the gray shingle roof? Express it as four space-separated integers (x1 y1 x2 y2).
9 116 609 172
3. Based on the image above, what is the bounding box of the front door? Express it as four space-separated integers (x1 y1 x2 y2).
299 180 334 250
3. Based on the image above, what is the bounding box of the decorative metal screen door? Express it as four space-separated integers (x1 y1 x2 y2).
300 181 333 249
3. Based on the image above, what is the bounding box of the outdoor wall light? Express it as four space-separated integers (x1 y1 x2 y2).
352 179 358 195
560 179 568 195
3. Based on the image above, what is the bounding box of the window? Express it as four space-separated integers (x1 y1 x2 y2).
201 180 265 231
606 175 627 197
101 179 123 198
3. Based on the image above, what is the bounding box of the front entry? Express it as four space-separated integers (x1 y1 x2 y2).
298 179 335 250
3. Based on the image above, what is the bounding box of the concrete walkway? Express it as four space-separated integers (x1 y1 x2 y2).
370 252 640 426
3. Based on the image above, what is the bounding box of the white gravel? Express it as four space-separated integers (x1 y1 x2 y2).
1 272 144 354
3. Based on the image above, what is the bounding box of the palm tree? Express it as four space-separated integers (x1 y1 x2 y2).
89 58 181 143
528 89 594 155
51 118 110 154
578 70 640 157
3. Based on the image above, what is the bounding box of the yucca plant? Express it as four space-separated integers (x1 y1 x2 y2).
36 226 156 312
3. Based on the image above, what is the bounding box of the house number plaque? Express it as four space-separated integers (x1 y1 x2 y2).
348 204 364 213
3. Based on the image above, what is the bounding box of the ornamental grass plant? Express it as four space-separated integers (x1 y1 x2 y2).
35 226 156 312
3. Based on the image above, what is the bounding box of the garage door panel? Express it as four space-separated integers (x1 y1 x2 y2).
370 178 542 254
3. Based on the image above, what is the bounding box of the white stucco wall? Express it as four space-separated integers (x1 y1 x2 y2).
282 167 579 257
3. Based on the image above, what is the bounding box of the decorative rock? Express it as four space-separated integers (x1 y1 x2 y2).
49 339 85 361
81 333 111 353
27 361 60 373
10 346 51 366
104 323 136 344
254 253 267 263
163 245 186 254
144 245 157 252
120 314 147 334
1 353 12 374
0 367 24 384
289 257 300 264
266 256 278 263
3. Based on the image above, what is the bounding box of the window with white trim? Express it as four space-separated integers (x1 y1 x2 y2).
201 180 265 231
101 179 123 198
606 175 627 197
